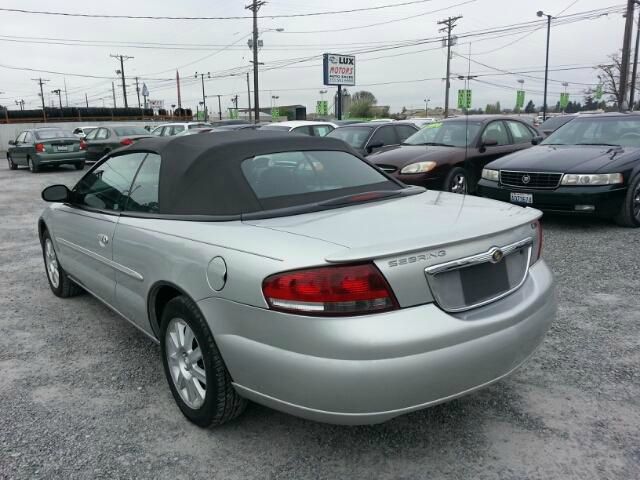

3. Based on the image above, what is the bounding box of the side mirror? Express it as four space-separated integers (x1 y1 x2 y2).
531 136 544 145
8 140 16 146
42 184 71 203
482 138 499 147
366 141 384 154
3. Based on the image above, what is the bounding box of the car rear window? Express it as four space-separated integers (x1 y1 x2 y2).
241 150 398 201
34 129 70 140
113 126 149 136
326 127 372 149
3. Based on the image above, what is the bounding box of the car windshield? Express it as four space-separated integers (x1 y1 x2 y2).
540 116 575 132
326 126 372 149
542 116 640 147
113 126 149 136
35 129 71 140
402 121 482 147
241 150 400 208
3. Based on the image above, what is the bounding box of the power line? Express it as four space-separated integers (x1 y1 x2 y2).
0 1 438 20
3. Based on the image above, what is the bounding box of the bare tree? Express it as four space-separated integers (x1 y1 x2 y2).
589 53 626 106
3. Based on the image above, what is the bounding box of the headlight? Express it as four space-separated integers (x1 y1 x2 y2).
400 161 437 174
481 168 500 181
560 173 623 186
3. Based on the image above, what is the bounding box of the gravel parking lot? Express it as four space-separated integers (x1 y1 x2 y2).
1 163 638 480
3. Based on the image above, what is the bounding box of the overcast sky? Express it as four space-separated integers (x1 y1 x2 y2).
0 0 627 115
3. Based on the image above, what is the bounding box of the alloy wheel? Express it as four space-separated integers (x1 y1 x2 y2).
449 173 467 194
44 238 60 288
633 183 640 221
165 318 207 409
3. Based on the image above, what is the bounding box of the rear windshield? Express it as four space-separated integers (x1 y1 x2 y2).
241 150 398 204
326 127 372 149
35 129 71 140
543 116 640 147
113 126 149 136
540 116 575 132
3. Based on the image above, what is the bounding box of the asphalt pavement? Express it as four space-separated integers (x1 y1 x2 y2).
0 163 638 480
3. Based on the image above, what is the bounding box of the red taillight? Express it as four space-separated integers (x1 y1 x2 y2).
35 143 45 152
262 263 398 316
79 140 87 150
120 138 133 146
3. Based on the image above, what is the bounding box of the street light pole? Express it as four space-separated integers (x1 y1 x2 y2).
537 11 552 121
424 98 430 116
630 5 640 110
195 72 210 120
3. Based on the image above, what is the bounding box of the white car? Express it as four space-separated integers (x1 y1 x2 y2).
150 122 212 137
259 120 337 137
406 117 437 128
72 126 99 139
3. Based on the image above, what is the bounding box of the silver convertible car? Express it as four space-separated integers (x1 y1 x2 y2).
39 131 556 426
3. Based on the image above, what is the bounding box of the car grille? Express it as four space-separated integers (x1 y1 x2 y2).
424 238 532 312
500 170 562 189
376 164 398 174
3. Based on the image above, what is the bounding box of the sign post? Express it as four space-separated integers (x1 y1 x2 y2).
323 53 356 120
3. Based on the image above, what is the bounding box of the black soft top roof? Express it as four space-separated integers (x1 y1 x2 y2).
125 130 360 216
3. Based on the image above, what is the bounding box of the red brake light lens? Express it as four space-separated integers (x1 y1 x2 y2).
120 138 133 146
79 140 87 150
35 143 45 152
262 263 398 316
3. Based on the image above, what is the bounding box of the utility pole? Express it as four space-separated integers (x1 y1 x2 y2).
246 0 265 123
15 99 25 111
85 93 89 108
217 94 222 120
112 81 117 108
195 72 210 120
63 77 69 107
246 71 252 122
32 78 49 122
110 54 134 108
630 5 640 110
135 77 142 109
438 15 462 118
51 88 63 109
619 0 636 110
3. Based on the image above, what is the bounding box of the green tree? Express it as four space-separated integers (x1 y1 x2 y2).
349 90 377 118
524 100 536 113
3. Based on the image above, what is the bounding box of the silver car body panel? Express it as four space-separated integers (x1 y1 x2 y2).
40 189 554 424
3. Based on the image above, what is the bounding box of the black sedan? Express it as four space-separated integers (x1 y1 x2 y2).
82 125 151 162
326 122 418 156
367 116 540 194
478 112 640 227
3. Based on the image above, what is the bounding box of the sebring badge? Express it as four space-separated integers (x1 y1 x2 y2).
388 250 446 267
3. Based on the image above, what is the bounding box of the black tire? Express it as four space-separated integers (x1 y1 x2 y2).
28 156 39 173
443 166 469 194
41 230 83 298
74 161 85 171
160 295 246 427
7 155 17 170
614 174 640 228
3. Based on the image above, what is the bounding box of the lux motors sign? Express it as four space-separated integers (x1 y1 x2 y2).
323 53 356 86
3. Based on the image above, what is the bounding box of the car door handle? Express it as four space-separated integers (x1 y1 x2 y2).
97 234 109 247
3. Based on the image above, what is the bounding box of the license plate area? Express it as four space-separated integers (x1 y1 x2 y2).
510 192 533 204
55 145 69 152
460 260 510 306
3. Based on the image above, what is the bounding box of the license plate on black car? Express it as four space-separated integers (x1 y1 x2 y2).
510 192 533 204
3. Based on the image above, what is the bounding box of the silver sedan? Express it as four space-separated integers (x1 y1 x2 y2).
38 131 555 426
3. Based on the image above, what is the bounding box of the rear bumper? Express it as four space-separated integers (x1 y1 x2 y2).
477 179 627 217
199 260 556 424
34 151 85 164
